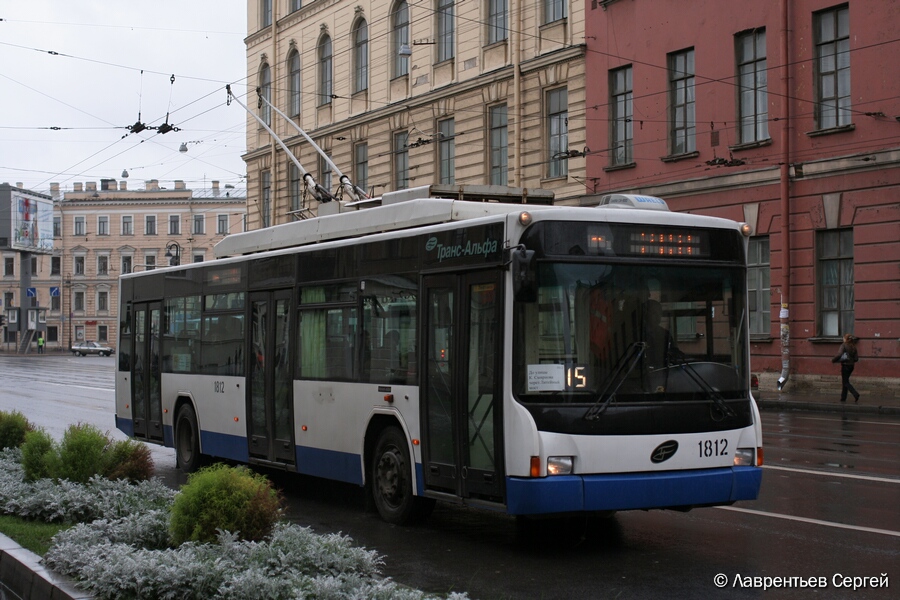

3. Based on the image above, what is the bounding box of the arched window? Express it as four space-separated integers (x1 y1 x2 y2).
392 1 410 78
259 63 271 125
353 19 368 93
318 35 333 106
288 50 301 117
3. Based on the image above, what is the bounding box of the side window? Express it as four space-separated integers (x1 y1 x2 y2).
362 277 417 384
297 283 358 380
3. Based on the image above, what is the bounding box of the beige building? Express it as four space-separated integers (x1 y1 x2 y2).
243 0 586 227
20 179 248 351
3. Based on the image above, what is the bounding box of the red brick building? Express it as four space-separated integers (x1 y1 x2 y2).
581 0 899 390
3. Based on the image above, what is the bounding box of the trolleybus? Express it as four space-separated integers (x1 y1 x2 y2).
115 187 763 524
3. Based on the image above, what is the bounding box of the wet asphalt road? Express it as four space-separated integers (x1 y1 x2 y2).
1 354 897 599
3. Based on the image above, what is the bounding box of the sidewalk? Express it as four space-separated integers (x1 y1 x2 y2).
755 387 900 416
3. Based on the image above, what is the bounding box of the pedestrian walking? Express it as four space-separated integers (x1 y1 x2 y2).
37 334 44 354
831 334 860 403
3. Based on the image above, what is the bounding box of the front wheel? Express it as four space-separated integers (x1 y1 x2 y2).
175 404 203 472
371 426 432 524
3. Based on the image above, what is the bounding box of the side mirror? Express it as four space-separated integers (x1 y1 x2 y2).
511 246 537 302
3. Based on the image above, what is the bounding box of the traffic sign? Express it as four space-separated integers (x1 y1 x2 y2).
27 287 37 297
50 286 60 297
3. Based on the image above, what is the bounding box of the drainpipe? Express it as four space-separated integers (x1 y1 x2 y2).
512 0 522 188
777 0 792 391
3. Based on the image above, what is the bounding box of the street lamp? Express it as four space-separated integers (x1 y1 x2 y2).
165 241 182 266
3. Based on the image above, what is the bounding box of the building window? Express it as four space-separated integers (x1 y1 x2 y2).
748 237 771 335
489 104 508 186
53 216 61 238
51 256 60 276
817 228 854 337
438 118 455 185
193 214 205 235
217 214 229 235
354 142 368 194
97 255 109 276
74 256 85 275
51 295 60 311
260 0 272 28
122 256 133 275
610 65 633 166
74 291 85 312
547 87 568 179
169 215 180 235
289 162 302 212
98 325 108 342
319 153 333 192
31 256 37 274
318 35 333 106
3 257 13 277
74 216 85 236
122 215 133 235
259 63 272 125
736 29 769 144
97 215 109 236
544 0 566 24
145 215 156 235
353 19 369 94
98 291 109 312
437 0 455 63
290 0 302 13
669 48 696 155
145 255 156 271
392 1 410 78
261 171 271 228
193 254 204 263
288 50 301 117
814 5 851 129
394 131 409 190
488 0 508 44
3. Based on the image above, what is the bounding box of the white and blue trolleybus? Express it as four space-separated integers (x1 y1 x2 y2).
115 187 763 524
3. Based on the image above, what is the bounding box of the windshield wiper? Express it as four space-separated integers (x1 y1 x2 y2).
583 342 646 421
669 353 736 419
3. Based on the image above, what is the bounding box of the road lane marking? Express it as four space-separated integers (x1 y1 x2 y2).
46 382 114 392
716 506 900 538
762 415 900 427
763 464 900 484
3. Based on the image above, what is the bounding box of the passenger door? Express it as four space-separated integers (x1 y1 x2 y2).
422 271 504 501
247 290 295 466
131 301 163 442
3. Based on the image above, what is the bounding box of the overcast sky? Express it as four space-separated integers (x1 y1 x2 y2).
0 1 248 194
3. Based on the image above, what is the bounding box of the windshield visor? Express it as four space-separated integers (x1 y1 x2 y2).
514 262 748 404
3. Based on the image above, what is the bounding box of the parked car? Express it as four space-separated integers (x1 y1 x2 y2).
71 340 115 357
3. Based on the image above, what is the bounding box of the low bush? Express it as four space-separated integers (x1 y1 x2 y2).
20 429 58 482
0 410 34 450
57 423 110 484
169 463 283 545
18 423 153 484
103 438 154 482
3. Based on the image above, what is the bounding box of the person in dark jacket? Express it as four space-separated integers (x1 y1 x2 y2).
832 334 860 403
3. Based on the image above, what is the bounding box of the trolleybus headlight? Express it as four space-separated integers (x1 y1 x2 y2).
733 448 755 466
547 456 574 475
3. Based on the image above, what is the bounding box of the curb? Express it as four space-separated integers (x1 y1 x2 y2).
0 533 90 600
756 398 900 416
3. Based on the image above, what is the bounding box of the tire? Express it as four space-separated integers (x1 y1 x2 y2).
371 426 432 524
175 404 203 473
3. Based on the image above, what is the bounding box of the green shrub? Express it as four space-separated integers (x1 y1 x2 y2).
20 429 58 482
170 464 282 546
56 423 110 484
103 438 154 482
0 410 34 450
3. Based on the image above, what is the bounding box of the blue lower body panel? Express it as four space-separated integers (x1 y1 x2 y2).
505 467 762 515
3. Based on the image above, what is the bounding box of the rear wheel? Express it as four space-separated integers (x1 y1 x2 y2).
175 404 203 472
371 426 433 524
